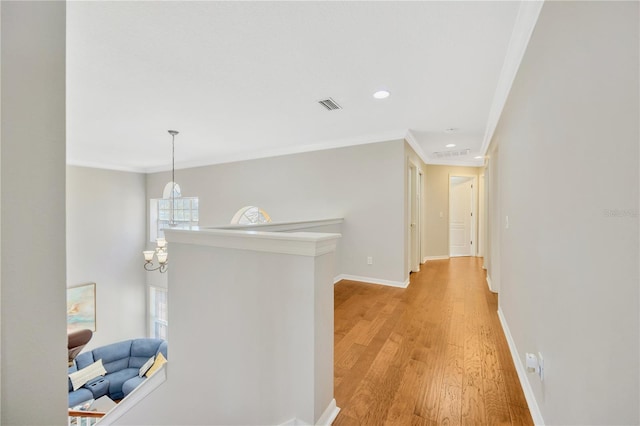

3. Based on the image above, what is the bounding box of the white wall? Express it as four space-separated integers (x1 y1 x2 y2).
146 140 407 286
66 166 147 349
489 2 639 424
1 2 67 424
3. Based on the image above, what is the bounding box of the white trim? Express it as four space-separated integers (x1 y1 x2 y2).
486 274 496 293
404 130 429 165
316 399 340 425
334 274 409 289
480 0 544 156
71 133 409 174
67 159 147 174
211 218 343 232
497 308 545 426
408 159 421 274
423 255 450 261
165 228 341 257
277 399 340 426
145 131 407 173
95 364 167 425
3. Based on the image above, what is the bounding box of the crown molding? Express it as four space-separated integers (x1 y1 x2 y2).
480 0 544 156
144 130 407 173
66 159 147 174
404 130 430 164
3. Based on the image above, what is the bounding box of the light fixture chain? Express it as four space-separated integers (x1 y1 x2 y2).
143 129 178 274
171 132 175 226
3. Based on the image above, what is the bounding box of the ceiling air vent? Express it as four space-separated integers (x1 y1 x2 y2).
433 149 471 159
318 98 342 111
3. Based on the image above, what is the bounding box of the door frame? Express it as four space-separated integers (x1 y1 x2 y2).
448 174 478 257
408 160 422 273
478 173 486 260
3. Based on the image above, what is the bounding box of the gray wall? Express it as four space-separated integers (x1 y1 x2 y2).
114 232 338 425
67 166 147 350
490 1 639 424
1 2 68 424
147 140 407 285
485 145 501 293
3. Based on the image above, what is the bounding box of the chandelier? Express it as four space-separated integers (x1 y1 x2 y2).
143 130 179 273
143 237 168 273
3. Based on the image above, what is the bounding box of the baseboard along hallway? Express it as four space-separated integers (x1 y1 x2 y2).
333 257 533 425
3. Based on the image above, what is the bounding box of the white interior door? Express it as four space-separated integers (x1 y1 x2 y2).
449 177 474 257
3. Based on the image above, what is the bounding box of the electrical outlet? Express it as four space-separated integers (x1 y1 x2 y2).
526 352 544 381
367 256 373 265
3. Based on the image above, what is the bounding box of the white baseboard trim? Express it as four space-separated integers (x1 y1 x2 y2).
423 255 450 262
278 399 340 426
316 398 340 425
334 274 409 288
497 307 545 426
486 274 497 293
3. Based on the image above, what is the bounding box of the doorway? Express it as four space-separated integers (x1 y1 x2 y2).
449 175 476 257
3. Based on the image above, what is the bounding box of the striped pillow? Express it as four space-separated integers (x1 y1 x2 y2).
69 359 107 391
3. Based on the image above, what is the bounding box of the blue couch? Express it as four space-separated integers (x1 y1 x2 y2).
68 338 167 407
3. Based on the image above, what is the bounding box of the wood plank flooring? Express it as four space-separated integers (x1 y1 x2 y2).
333 257 533 425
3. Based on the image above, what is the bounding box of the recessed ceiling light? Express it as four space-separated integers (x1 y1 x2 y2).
373 90 390 99
446 143 456 148
474 156 484 159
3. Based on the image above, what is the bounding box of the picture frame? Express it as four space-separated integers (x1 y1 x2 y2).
67 283 96 332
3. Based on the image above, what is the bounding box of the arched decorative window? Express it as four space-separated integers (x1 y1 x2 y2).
231 206 272 225
162 181 182 199
149 182 199 241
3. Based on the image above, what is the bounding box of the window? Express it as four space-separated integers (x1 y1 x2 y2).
230 206 271 224
150 182 199 242
149 286 168 340
156 197 199 236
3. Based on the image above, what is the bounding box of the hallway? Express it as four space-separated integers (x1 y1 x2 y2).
333 257 533 425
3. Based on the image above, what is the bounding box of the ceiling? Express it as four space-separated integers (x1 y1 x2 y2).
67 1 523 173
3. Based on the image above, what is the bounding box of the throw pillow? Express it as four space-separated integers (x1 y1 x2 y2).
138 356 155 377
145 352 167 377
69 359 107 391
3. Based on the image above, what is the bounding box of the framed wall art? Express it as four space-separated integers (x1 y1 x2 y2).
67 282 96 332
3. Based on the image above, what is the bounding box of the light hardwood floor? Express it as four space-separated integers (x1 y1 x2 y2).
333 257 533 425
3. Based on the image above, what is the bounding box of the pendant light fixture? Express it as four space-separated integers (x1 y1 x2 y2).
143 130 179 273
